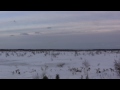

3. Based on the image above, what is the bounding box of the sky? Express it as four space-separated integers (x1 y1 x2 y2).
0 11 120 49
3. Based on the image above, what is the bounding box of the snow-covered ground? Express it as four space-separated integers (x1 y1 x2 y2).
0 50 120 79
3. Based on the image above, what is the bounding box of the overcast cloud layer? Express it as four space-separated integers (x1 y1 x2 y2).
0 11 120 49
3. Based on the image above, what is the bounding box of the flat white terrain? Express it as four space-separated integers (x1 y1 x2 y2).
0 50 120 79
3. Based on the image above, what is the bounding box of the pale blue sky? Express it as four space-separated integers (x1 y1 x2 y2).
0 11 120 49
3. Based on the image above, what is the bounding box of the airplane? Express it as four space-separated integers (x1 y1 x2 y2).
13 20 16 23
